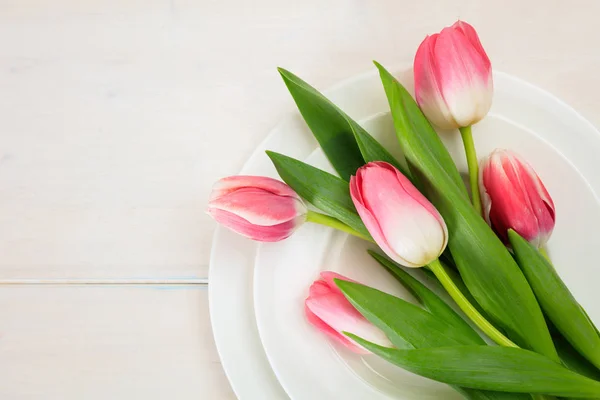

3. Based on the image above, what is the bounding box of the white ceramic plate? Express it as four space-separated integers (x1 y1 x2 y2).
251 69 600 399
210 67 600 399
209 68 394 400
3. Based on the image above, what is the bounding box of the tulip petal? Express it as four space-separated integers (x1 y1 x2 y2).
357 163 447 267
350 174 406 265
210 175 300 201
434 26 493 127
304 304 368 354
414 34 458 130
452 20 491 65
480 149 556 247
306 292 392 350
515 158 555 246
320 271 358 296
207 207 303 242
209 187 307 226
309 280 332 297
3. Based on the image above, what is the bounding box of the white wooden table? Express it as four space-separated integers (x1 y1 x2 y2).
2 0 600 398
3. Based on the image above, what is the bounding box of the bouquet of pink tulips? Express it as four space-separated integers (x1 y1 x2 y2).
208 21 600 399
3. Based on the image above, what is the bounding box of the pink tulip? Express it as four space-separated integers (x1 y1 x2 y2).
479 149 555 248
207 175 307 242
305 271 392 354
414 20 493 130
350 162 448 268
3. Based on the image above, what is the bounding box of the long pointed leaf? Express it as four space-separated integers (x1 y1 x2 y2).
348 338 600 398
337 266 528 399
266 151 370 238
278 68 365 180
336 280 477 349
346 116 410 176
368 250 483 344
455 387 530 400
509 230 600 370
374 61 558 361
372 62 467 196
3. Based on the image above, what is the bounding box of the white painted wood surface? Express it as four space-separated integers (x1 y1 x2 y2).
0 286 235 399
1 0 600 398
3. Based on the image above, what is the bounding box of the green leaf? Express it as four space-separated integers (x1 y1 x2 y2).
374 61 558 362
337 264 528 400
278 68 365 180
372 62 467 197
422 260 500 331
346 117 411 177
368 250 483 344
553 322 600 381
336 280 477 349
266 151 369 238
455 387 531 400
509 230 600 370
347 339 600 398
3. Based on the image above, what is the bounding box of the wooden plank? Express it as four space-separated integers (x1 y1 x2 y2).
0 285 235 400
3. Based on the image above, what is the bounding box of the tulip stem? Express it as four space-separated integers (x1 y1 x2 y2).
428 258 518 348
459 125 483 216
306 211 374 242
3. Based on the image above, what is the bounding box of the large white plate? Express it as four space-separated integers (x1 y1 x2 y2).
210 67 600 399
251 69 600 399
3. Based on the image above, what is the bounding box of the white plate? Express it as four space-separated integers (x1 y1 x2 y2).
208 68 407 399
251 69 600 399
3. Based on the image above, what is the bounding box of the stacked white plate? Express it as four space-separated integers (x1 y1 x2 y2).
209 68 600 400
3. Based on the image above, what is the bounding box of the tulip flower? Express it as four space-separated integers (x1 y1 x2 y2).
414 20 493 130
207 175 308 242
349 162 515 347
349 161 448 268
480 149 556 248
414 20 493 215
305 271 392 354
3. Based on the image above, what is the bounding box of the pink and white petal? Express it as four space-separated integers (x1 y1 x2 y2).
209 188 307 226
320 271 356 295
483 153 538 243
350 173 404 264
414 34 458 130
210 175 300 201
434 28 492 126
304 304 368 354
359 165 443 267
309 279 333 297
516 160 555 240
452 21 491 65
306 294 392 349
207 208 302 242
389 163 447 232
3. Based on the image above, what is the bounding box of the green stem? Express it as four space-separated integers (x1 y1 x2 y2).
459 125 483 216
428 258 518 348
306 211 373 242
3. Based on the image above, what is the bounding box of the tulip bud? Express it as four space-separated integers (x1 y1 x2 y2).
414 20 493 130
305 271 392 354
207 175 308 242
479 149 555 248
350 162 448 268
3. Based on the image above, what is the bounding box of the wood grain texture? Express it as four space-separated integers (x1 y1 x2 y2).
1 0 600 279
1 0 600 398
0 285 235 400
